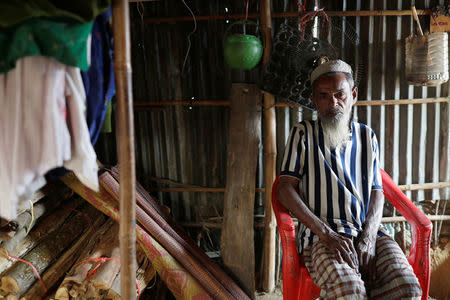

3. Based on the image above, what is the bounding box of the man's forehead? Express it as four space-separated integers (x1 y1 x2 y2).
314 73 350 91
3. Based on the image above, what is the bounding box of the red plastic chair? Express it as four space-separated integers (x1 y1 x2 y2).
272 169 431 300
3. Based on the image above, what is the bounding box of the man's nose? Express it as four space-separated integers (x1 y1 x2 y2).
329 95 338 107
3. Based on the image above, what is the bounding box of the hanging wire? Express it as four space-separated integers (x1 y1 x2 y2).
245 0 250 22
136 1 150 100
181 0 197 75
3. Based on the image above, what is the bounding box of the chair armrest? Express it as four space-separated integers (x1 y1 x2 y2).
380 169 431 300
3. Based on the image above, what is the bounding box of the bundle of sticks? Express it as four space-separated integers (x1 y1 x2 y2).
52 220 154 300
0 184 155 300
100 166 251 300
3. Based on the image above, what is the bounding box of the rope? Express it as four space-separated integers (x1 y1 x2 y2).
73 257 142 298
8 255 48 292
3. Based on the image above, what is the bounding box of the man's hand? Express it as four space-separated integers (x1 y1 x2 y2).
355 234 377 286
322 231 358 269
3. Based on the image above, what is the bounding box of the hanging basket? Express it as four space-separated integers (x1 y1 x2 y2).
405 32 449 86
223 20 263 70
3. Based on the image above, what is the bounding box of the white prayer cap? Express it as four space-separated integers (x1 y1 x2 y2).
310 59 353 84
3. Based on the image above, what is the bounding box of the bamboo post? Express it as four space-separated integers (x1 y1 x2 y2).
260 0 276 293
112 0 137 299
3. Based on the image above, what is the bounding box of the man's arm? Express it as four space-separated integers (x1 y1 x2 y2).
278 176 358 268
356 189 384 283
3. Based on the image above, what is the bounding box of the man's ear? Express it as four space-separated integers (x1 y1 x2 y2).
352 87 358 104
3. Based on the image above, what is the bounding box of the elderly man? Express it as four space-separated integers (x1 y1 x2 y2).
278 60 422 299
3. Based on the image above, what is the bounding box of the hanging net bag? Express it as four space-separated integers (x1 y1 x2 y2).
259 9 363 108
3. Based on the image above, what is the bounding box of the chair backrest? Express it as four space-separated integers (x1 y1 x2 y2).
272 170 431 300
379 169 431 299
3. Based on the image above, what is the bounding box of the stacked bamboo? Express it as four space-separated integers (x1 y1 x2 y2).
0 190 104 299
0 185 155 300
61 172 213 299
103 166 251 300
53 220 154 300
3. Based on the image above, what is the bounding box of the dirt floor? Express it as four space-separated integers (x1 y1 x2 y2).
429 239 450 300
253 239 450 300
255 288 283 300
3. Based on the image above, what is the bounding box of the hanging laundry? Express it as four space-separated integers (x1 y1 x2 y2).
0 0 111 29
0 18 93 74
0 56 98 220
81 8 115 145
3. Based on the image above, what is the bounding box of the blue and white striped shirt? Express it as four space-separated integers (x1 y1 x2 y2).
280 120 383 252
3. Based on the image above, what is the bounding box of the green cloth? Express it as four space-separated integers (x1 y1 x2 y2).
0 0 110 28
0 18 93 73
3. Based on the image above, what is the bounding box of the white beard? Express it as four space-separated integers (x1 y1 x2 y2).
320 112 351 149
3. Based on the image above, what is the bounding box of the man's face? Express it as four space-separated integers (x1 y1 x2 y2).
311 73 357 121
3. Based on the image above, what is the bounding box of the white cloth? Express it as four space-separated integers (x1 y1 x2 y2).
310 59 353 84
0 56 98 220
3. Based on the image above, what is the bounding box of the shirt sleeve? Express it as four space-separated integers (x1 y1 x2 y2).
280 125 305 179
371 132 383 190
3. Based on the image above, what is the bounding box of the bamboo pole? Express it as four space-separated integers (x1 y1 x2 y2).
180 214 450 228
133 10 431 24
260 0 276 292
133 97 449 108
147 187 265 193
134 101 231 107
398 181 450 191
180 222 266 228
112 0 137 299
381 215 450 222
145 181 449 193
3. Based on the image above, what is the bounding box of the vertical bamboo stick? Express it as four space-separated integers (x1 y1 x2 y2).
112 0 137 299
260 0 276 293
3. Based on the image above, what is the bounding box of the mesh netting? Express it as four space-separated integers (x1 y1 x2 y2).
259 16 363 108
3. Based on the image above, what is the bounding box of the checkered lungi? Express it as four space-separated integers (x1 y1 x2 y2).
303 235 422 299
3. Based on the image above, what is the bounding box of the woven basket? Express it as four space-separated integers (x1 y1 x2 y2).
405 32 449 86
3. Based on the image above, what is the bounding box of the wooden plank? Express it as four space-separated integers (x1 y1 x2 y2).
112 0 137 298
220 83 261 298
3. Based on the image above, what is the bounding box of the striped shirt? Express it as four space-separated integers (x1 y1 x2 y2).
280 120 383 252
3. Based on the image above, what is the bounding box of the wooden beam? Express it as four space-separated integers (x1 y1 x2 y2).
112 0 137 299
398 181 450 191
220 83 261 298
145 181 449 193
260 0 276 293
133 97 449 108
180 214 450 228
133 10 431 24
134 100 231 107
